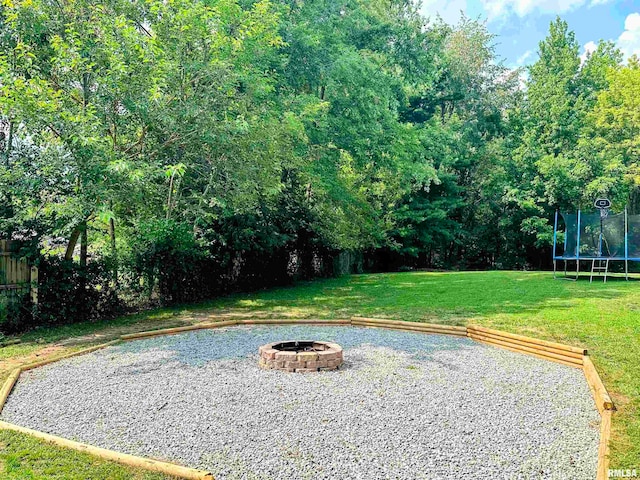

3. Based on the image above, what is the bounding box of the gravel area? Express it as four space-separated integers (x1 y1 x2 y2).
2 325 599 479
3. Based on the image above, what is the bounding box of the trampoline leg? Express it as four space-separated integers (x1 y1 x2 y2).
553 260 556 279
576 260 580 281
626 260 629 281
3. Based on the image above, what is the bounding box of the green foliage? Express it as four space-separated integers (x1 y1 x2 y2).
503 18 632 252
0 4 638 328
130 219 208 304
0 295 7 328
0 292 31 334
33 257 120 332
586 61 640 210
0 5 639 469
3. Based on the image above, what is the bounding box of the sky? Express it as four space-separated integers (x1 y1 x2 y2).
418 0 640 67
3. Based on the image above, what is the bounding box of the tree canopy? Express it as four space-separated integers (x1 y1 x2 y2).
0 2 638 327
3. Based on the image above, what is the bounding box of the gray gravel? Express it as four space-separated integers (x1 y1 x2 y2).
1 326 599 479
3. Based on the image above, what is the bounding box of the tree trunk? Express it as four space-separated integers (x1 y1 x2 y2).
64 227 82 261
4 120 13 166
80 221 88 268
109 216 118 286
166 172 175 219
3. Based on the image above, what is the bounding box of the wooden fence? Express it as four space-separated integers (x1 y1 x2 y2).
0 240 37 306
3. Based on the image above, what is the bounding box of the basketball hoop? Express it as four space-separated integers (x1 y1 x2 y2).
594 198 611 219
593 198 612 257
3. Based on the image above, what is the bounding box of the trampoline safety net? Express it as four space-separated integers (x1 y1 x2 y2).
628 215 640 258
559 211 640 259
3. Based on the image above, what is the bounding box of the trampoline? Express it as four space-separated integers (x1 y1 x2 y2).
553 208 640 281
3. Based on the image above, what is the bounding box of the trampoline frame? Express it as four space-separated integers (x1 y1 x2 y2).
552 208 636 281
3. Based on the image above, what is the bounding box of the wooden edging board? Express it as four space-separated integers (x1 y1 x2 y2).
0 420 213 479
351 317 467 336
0 318 614 480
597 410 612 480
0 368 21 410
469 331 584 367
583 356 615 413
467 326 584 368
237 318 351 326
467 325 587 355
466 324 613 480
584 355 614 480
21 340 122 372
120 320 238 340
120 319 353 342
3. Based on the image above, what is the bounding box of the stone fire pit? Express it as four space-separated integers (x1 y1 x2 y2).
258 340 343 372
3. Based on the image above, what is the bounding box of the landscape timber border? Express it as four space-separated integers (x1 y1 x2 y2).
0 317 614 480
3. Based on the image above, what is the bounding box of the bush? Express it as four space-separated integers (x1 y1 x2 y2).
0 296 7 330
130 219 212 304
34 257 121 329
0 291 36 334
0 221 361 333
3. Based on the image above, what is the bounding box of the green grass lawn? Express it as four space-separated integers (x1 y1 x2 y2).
0 270 638 477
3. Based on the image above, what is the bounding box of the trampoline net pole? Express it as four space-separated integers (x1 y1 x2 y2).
553 210 558 278
625 207 629 280
576 210 581 279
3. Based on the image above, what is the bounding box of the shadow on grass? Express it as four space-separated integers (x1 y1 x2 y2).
557 274 640 283
206 271 633 324
10 270 635 354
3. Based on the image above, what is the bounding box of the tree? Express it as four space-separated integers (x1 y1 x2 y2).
584 60 640 210
505 19 623 257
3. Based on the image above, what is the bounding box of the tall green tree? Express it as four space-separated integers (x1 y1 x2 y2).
583 59 640 210
507 19 623 254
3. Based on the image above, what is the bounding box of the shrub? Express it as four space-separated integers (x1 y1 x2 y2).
0 291 36 334
129 219 211 304
34 257 121 329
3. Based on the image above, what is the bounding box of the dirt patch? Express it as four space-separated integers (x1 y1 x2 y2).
58 318 195 347
0 345 66 379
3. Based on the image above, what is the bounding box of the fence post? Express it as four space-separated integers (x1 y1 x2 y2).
30 266 38 305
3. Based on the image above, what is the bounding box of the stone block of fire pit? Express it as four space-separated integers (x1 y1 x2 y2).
259 340 343 372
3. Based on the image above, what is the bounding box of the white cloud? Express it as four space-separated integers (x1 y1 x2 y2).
617 12 640 59
579 40 597 64
420 0 467 25
424 0 615 24
481 0 591 20
516 49 533 65
582 13 640 63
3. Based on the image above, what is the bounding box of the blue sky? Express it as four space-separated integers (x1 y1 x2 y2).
418 0 640 67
